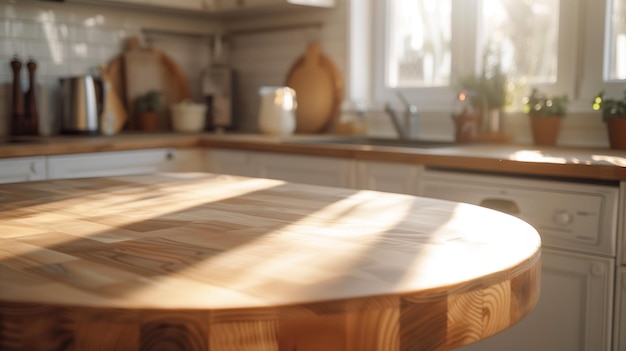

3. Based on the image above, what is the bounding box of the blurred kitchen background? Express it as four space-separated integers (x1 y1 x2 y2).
0 0 619 146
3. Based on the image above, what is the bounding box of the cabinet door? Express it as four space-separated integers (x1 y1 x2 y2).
615 268 626 351
150 0 205 10
356 160 423 195
458 249 614 351
253 152 354 188
0 157 46 184
204 149 257 178
170 148 205 172
216 0 334 11
47 149 185 180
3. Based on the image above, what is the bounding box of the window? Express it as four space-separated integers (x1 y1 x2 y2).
479 0 559 85
386 0 451 88
368 0 626 112
607 0 626 80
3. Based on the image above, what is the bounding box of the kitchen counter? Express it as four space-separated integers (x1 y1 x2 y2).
0 173 541 350
1 133 626 180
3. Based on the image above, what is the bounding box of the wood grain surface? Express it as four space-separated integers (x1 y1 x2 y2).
285 42 343 134
0 173 540 350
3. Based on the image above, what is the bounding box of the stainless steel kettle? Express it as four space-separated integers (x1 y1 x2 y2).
59 75 103 135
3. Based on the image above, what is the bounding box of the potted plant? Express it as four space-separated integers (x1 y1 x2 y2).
592 90 626 149
458 50 508 134
524 88 568 146
134 90 161 132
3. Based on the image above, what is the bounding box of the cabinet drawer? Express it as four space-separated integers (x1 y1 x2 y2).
47 149 179 180
253 152 354 188
0 157 46 184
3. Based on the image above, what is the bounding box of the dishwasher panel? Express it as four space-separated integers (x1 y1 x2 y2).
421 170 619 257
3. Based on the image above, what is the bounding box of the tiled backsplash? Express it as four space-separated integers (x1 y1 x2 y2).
0 0 220 136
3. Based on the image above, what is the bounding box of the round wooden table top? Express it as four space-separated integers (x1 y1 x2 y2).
0 173 541 351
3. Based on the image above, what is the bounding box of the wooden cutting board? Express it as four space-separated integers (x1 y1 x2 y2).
285 42 343 134
105 38 192 131
122 39 164 112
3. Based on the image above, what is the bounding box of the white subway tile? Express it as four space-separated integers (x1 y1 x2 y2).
11 20 45 40
0 4 18 20
0 19 10 38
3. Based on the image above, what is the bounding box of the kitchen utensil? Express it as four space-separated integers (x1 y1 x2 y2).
170 100 207 133
105 37 191 131
98 65 127 135
10 57 23 122
10 57 39 136
24 59 38 133
59 75 103 135
285 42 343 133
257 86 297 135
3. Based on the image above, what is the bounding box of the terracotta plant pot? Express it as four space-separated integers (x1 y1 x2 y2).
607 117 626 150
139 112 158 132
530 115 561 146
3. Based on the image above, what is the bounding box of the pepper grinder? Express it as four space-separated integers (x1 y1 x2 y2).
10 56 24 135
24 58 39 135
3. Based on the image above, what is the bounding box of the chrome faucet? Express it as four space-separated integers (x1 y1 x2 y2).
384 92 419 140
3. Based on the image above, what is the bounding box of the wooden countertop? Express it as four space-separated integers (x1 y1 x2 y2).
0 173 541 350
1 133 625 180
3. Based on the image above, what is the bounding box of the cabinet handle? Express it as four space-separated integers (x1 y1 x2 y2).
166 151 174 161
479 198 520 215
591 263 605 277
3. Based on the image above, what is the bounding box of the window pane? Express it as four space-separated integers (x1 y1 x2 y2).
480 0 559 85
387 0 451 88
607 0 626 80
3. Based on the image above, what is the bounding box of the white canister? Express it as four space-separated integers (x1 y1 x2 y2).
257 86 297 135
170 100 207 133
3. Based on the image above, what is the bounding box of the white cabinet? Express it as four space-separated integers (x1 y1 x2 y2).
47 148 203 180
356 160 423 195
206 149 430 192
215 0 334 11
460 249 614 351
614 182 626 351
205 149 257 177
82 0 207 11
0 157 46 184
206 149 355 188
421 169 618 351
72 0 333 13
253 152 354 188
149 0 206 10
615 268 626 351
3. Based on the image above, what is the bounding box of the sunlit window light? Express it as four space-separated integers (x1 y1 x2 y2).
38 11 64 64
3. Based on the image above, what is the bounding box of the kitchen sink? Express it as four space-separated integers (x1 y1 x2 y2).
289 137 457 149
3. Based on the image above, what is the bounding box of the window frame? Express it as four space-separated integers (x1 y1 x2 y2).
359 0 626 113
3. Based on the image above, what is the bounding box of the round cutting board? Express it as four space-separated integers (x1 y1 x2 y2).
285 42 343 134
105 38 191 131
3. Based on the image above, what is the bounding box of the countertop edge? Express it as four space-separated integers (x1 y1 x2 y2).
1 133 625 181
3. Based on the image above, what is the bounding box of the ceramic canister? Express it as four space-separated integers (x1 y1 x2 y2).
257 86 297 135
